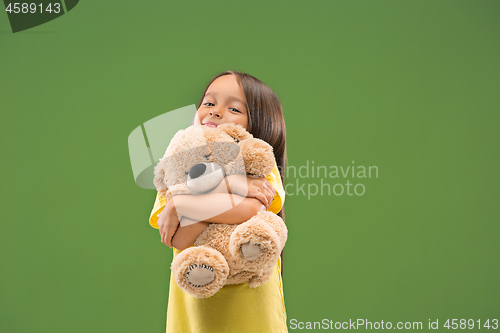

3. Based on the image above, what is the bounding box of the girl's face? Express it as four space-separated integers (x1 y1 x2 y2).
194 75 249 129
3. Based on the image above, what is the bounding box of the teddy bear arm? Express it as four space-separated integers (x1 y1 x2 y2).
238 138 275 177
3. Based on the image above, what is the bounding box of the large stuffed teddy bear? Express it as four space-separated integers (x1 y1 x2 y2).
153 123 287 299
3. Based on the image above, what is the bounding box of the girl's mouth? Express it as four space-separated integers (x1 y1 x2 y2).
202 122 219 128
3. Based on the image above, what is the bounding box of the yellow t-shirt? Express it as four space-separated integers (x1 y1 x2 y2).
149 165 288 333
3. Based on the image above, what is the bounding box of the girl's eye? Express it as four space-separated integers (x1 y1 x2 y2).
204 102 214 106
229 107 241 113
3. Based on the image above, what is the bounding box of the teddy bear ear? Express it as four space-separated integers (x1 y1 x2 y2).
153 159 168 196
217 123 253 143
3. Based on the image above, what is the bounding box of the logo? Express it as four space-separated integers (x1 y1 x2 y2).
128 105 196 190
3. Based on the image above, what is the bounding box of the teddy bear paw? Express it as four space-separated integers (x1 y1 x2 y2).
171 246 230 299
240 242 264 261
186 263 215 288
229 218 281 269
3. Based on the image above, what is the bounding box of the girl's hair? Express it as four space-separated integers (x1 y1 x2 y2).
197 70 287 276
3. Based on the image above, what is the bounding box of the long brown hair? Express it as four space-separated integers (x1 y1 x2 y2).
197 70 287 277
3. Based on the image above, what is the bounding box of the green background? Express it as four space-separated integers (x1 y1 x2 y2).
1 0 499 332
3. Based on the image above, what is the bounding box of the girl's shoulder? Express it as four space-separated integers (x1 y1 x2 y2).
149 192 167 229
267 164 285 214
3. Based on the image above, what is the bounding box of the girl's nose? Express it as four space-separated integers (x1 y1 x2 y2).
209 110 221 118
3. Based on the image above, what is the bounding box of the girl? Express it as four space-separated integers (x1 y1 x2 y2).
149 71 288 333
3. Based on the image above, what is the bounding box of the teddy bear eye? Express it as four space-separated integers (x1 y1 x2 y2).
185 171 189 175
204 154 211 161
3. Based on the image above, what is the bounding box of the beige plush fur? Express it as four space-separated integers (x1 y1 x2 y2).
154 124 287 298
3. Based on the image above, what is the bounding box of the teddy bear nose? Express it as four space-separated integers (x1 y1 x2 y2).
186 162 225 194
189 163 207 179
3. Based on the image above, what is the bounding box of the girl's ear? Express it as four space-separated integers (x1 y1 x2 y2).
217 123 253 143
153 159 168 196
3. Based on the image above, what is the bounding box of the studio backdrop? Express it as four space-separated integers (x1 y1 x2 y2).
1 1 498 332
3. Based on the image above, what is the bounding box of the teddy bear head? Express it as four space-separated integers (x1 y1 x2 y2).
153 123 275 199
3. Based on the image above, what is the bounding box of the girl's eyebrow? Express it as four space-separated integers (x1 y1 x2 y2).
205 92 246 105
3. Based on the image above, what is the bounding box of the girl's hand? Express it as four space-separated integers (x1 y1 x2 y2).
157 199 181 248
226 174 275 209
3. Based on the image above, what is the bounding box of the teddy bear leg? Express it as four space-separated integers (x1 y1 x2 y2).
171 246 229 299
247 268 274 288
254 211 288 251
229 217 281 269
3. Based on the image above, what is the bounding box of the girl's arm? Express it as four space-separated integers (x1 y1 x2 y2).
172 194 266 224
170 198 266 250
172 174 275 223
171 219 210 250
162 175 274 249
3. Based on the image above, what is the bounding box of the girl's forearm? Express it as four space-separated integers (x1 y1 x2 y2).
171 194 265 225
171 219 209 251
204 197 266 223
170 196 264 250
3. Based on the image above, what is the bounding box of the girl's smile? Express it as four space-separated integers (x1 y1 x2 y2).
203 121 219 128
194 74 249 130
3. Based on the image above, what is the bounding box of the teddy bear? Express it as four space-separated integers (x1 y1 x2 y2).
153 123 287 299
